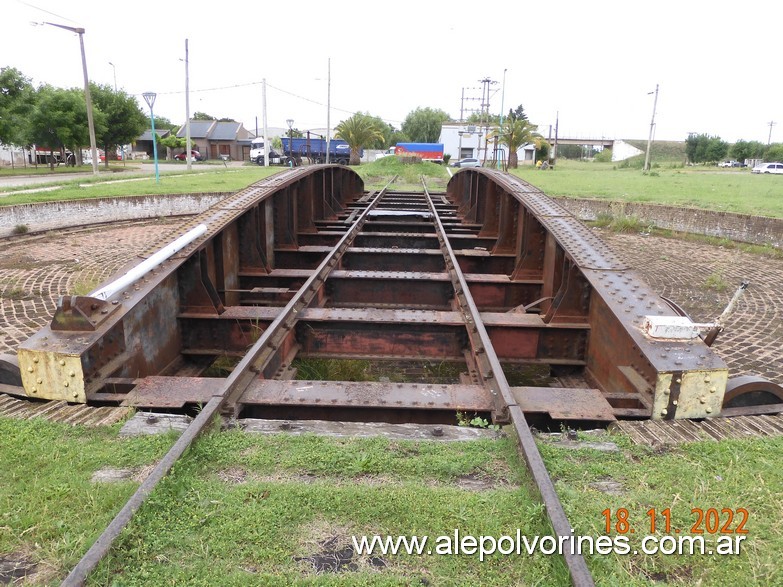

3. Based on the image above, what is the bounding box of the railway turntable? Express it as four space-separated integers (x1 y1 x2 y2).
2 165 781 586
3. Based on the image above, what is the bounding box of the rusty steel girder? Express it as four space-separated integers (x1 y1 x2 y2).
17 166 729 421
447 169 728 419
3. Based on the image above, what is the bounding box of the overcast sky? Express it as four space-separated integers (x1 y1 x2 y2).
4 0 781 143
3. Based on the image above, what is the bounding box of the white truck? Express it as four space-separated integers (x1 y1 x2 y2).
249 137 283 165
374 147 395 161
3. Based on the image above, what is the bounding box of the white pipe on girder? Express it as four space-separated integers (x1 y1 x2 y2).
91 223 208 301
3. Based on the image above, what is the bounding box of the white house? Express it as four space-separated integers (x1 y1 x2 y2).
439 123 537 165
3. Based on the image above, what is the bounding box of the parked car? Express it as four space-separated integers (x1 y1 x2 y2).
174 150 202 162
718 160 740 168
751 162 783 174
451 158 481 168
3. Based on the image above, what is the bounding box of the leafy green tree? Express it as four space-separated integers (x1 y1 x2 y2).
685 134 728 164
193 111 215 120
506 105 529 122
388 129 409 146
158 134 187 159
467 112 501 126
90 83 146 165
0 67 35 149
765 143 783 161
343 113 395 149
335 112 384 165
498 118 543 168
730 139 766 163
401 107 450 143
535 141 550 163
25 85 105 169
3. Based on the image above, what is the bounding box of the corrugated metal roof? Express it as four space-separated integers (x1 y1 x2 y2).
209 121 242 141
138 129 170 141
178 120 215 139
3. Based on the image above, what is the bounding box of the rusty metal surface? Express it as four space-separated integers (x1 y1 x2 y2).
240 380 492 412
121 377 222 408
510 386 616 421
0 393 130 427
611 414 783 446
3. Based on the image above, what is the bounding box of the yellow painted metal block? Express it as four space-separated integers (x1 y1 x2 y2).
17 348 86 403
652 369 728 420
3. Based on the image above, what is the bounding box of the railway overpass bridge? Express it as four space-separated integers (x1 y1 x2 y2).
546 137 616 149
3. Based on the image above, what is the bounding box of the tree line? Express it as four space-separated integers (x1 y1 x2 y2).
2 65 544 169
685 134 783 164
0 66 151 168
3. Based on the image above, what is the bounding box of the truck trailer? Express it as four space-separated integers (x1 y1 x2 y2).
281 137 359 165
251 136 360 166
394 142 444 163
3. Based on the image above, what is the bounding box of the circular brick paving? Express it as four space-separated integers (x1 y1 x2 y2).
1 220 781 385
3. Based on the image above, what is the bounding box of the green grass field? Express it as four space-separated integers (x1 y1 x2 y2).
509 161 783 219
1 417 779 586
3 158 783 219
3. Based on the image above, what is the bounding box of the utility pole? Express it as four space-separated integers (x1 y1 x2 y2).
643 84 659 172
326 57 331 164
262 78 269 167
553 111 559 168
38 22 99 175
498 68 507 170
185 39 192 171
768 121 776 145
478 77 497 165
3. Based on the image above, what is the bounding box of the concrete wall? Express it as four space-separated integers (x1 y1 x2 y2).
1 192 780 250
0 193 226 238
554 197 782 250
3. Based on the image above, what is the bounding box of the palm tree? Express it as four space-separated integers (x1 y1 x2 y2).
335 113 384 165
499 118 544 169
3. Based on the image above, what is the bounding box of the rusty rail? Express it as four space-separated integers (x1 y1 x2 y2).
61 177 396 586
421 178 595 586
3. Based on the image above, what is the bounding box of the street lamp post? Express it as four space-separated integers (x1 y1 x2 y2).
142 92 160 183
108 61 117 91
286 118 294 167
39 22 98 175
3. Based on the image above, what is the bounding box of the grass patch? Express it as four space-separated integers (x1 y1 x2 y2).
1 416 781 585
354 157 451 192
705 271 729 291
539 431 783 586
510 160 783 218
90 428 564 586
0 165 282 207
0 417 178 577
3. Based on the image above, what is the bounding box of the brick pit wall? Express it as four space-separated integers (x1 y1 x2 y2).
0 193 227 238
0 193 780 249
554 198 782 249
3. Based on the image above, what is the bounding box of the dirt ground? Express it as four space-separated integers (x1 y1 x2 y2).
0 220 780 384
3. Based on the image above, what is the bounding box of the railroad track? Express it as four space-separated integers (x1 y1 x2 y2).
44 173 589 586
3 165 780 586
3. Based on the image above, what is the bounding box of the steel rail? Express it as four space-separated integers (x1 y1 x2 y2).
61 177 396 586
421 179 595 587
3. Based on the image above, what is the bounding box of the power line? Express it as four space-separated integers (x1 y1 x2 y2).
142 78 404 126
